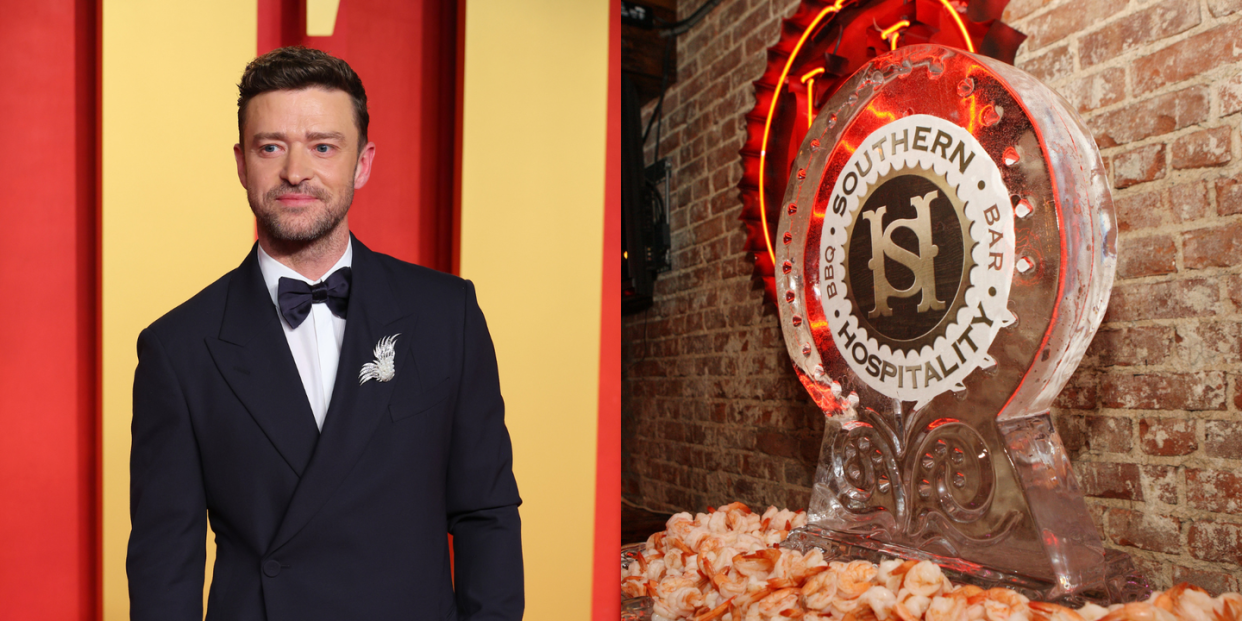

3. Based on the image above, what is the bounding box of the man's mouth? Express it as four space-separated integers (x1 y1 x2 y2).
275 193 320 205
267 184 329 206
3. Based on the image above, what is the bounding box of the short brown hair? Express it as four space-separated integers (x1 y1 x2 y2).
237 46 369 147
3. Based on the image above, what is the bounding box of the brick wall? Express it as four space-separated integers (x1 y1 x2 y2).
621 0 1242 592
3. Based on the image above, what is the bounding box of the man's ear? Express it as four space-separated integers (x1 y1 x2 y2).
353 141 376 189
234 143 248 188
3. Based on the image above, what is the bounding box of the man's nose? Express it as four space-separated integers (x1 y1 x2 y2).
281 147 313 186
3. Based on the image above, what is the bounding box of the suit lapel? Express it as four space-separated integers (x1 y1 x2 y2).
267 237 415 554
206 244 321 477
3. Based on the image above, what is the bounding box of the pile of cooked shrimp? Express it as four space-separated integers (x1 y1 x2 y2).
621 502 1242 621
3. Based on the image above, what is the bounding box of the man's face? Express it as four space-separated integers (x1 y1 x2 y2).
234 87 375 243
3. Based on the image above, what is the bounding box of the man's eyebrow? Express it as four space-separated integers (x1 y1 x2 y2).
251 131 346 142
307 131 346 141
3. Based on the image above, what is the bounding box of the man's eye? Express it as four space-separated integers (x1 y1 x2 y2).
315 144 332 153
260 144 279 153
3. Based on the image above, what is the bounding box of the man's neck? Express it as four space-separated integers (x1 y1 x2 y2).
257 222 351 282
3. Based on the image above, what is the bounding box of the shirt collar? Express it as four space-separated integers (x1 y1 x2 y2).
256 238 354 310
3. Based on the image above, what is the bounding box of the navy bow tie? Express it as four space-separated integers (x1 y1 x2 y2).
277 267 352 329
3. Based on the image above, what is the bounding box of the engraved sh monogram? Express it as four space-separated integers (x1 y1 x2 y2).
863 189 944 318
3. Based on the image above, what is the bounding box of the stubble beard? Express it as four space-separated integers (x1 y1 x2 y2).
251 181 354 244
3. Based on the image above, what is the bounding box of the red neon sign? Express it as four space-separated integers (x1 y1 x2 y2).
737 0 1025 304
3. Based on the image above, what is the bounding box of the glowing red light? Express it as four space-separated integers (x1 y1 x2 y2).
801 68 826 129
936 0 975 53
757 1 849 267
756 1 980 266
880 20 910 51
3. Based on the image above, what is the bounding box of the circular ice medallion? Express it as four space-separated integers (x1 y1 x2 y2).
819 115 1013 404
776 44 1116 418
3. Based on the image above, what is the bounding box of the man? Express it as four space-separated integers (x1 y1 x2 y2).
126 47 523 620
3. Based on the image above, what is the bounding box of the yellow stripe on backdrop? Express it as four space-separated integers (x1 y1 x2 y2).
101 1 257 618
459 2 609 620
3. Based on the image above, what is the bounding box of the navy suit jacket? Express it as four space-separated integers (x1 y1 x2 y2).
127 237 523 620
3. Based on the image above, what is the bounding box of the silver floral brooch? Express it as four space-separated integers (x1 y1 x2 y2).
359 334 400 385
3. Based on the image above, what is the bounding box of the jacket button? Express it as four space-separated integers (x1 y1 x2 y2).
263 559 281 577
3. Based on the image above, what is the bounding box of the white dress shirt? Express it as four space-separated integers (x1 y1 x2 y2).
257 240 353 431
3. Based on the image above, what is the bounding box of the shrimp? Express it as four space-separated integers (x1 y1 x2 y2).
764 529 789 546
834 596 868 614
665 548 686 574
697 534 724 555
1030 601 1085 621
645 557 667 582
838 560 881 600
667 512 696 538
694 597 735 621
663 583 705 618
734 549 781 579
926 595 969 621
802 568 839 612
1154 583 1215 621
791 510 809 529
777 549 828 584
1216 594 1242 621
894 603 920 621
847 607 882 621
702 589 721 609
762 506 781 522
734 532 766 553
949 585 985 600
1075 603 1110 621
899 592 933 620
772 509 797 530
652 599 678 621
684 527 712 552
731 584 777 620
968 588 1030 621
804 549 828 568
622 555 644 579
684 552 701 576
934 584 978 621
862 585 899 620
621 575 646 598
722 502 753 530
646 531 666 555
1095 602 1178 621
902 561 947 598
712 567 749 599
661 570 707 593
741 512 763 533
878 559 913 591
700 545 739 577
653 573 704 616
757 587 803 618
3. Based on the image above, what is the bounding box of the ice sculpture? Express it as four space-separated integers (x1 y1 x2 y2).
774 44 1147 605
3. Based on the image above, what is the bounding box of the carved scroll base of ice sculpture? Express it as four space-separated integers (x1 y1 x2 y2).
793 410 1151 605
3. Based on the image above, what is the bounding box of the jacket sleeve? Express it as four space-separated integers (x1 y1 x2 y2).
445 281 524 620
127 327 207 620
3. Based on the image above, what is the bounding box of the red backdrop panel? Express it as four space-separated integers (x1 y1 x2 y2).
0 0 99 618
592 1 622 618
257 0 458 272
